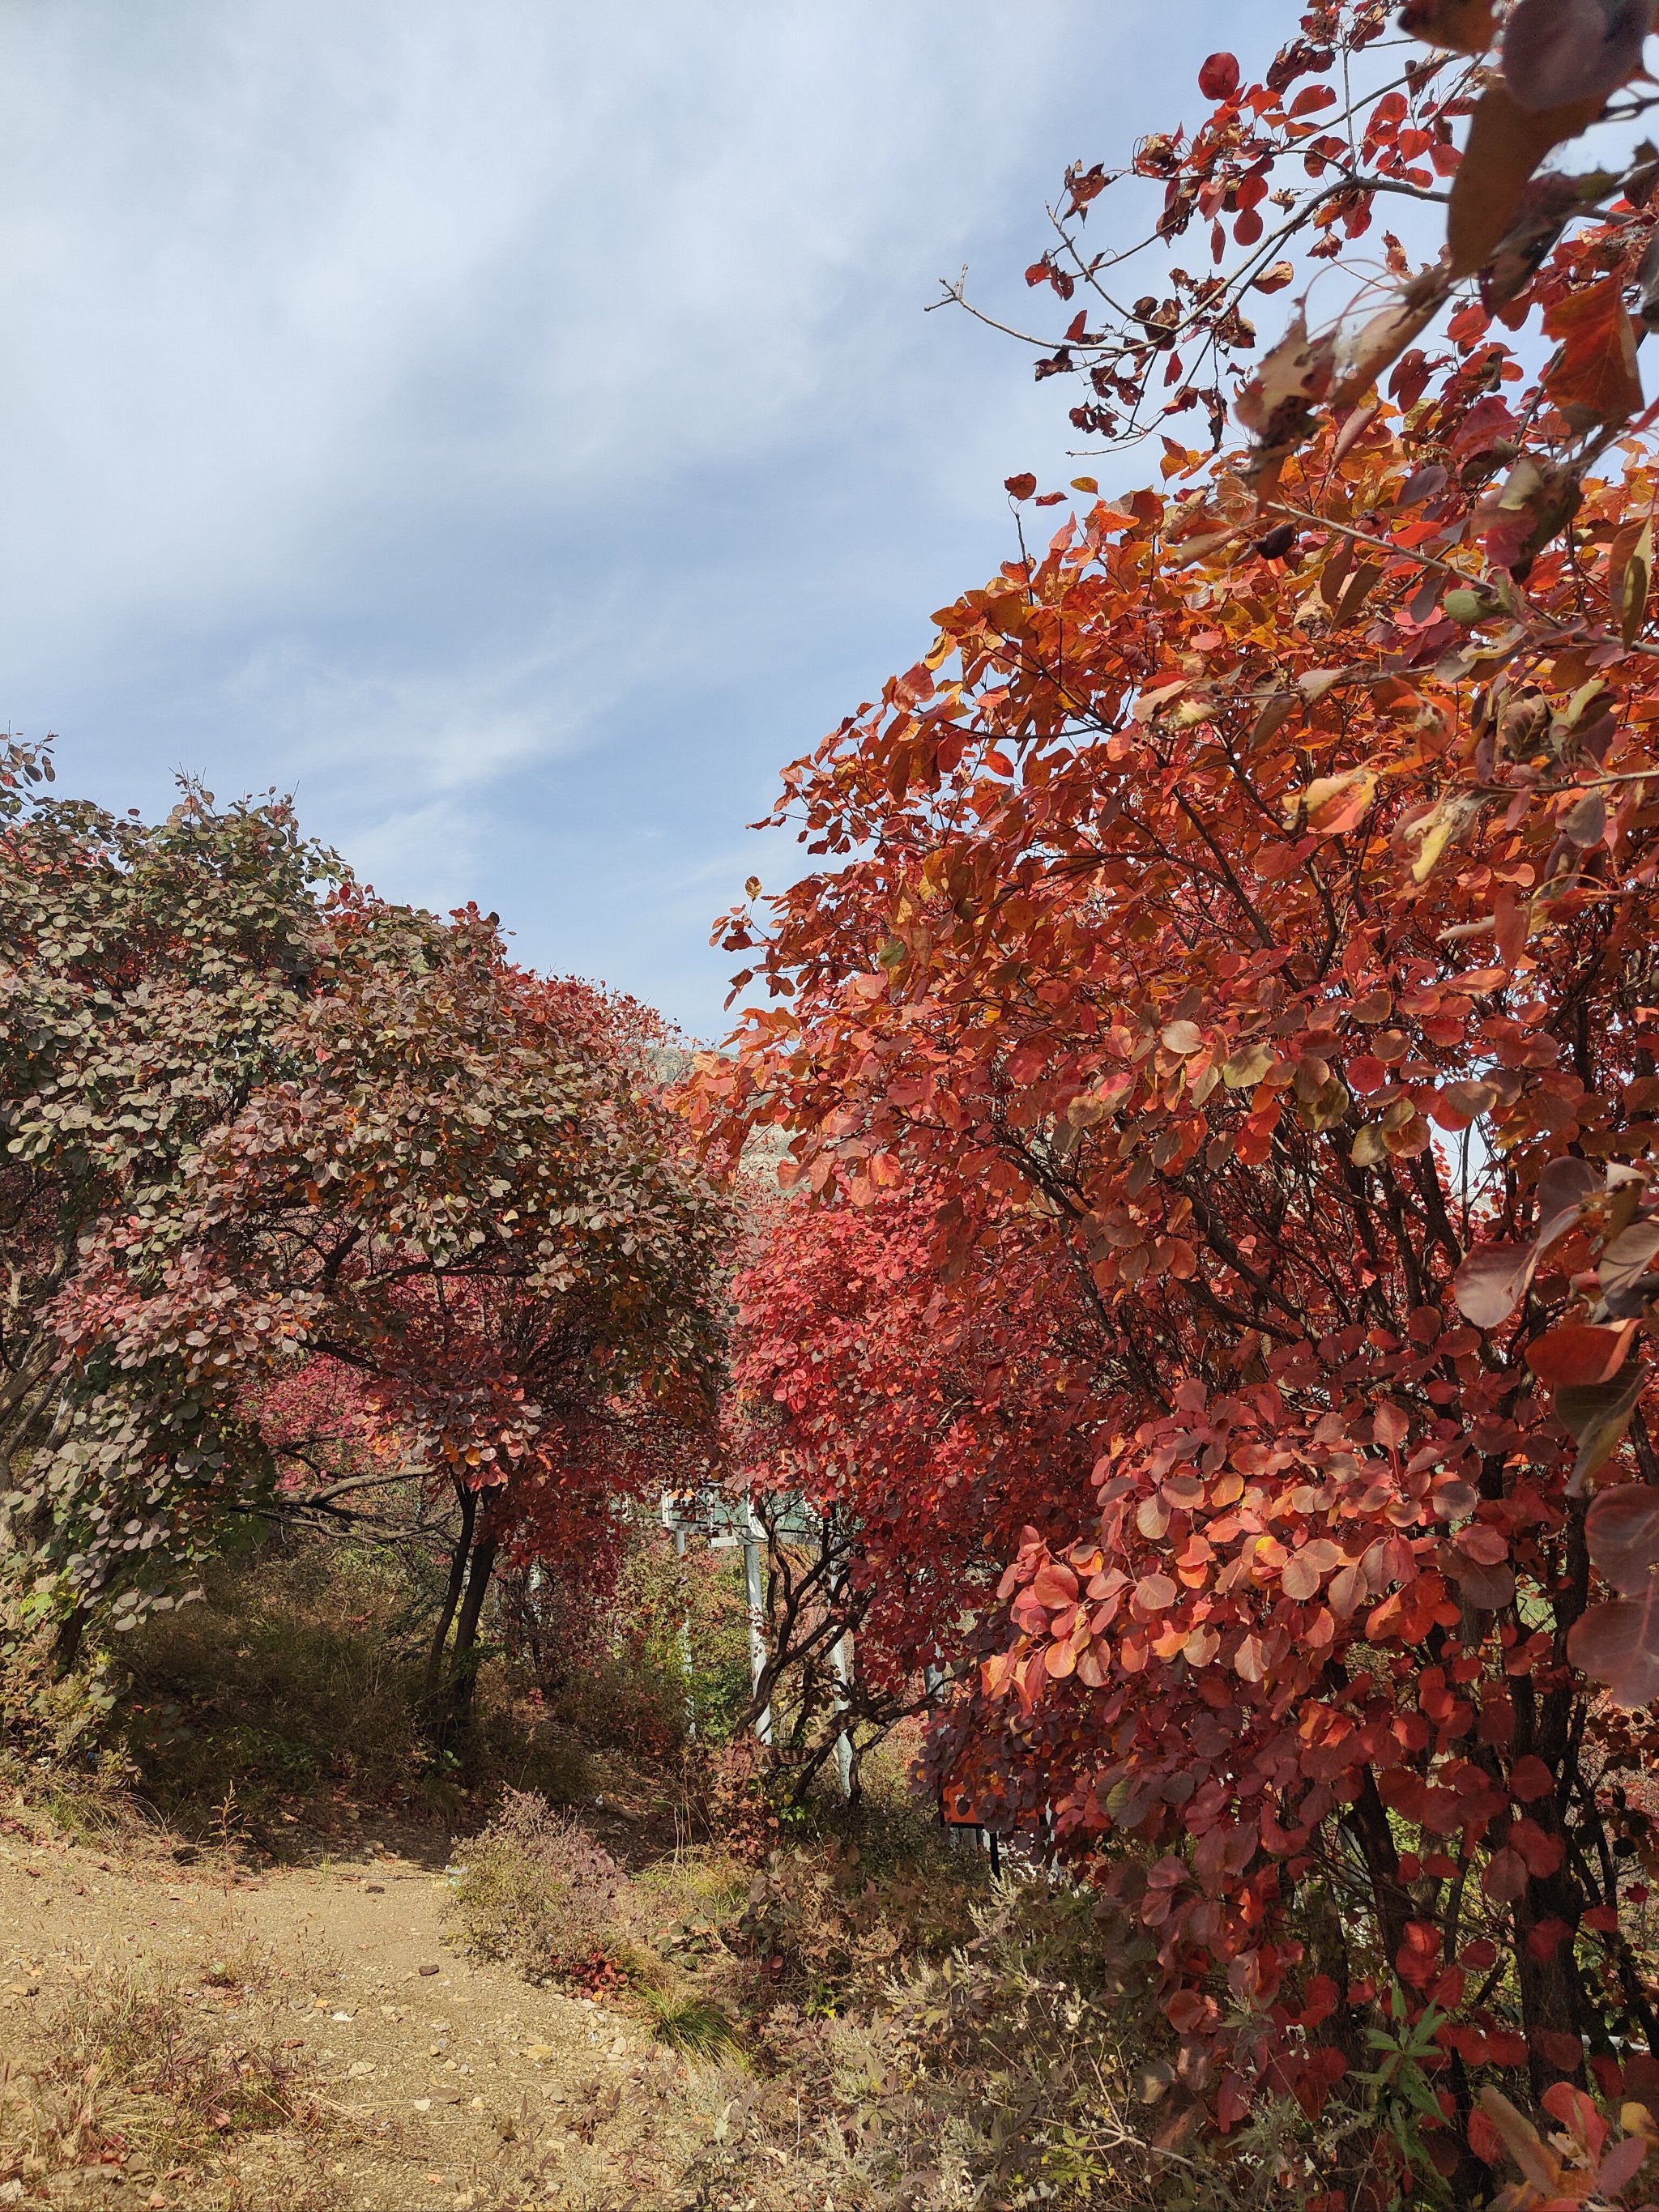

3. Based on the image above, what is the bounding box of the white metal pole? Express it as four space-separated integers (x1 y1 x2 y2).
830 1625 854 1800
744 1505 772 1748
672 1524 696 1740
826 1515 854 1799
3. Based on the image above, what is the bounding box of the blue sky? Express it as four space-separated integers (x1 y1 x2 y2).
0 2 1264 1039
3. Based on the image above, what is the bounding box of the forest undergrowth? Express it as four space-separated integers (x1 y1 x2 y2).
0 1541 1360 2212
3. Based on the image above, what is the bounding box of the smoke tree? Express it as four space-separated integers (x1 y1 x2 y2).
0 748 727 1710
728 1184 1108 1796
697 1 1659 2197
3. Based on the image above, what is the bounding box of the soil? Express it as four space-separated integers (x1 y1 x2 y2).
0 1805 718 2212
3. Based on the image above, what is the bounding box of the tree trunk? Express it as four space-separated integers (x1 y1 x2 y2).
445 1530 498 1727
51 1604 87 1678
424 1482 476 1711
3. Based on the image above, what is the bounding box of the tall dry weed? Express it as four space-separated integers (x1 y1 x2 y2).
0 1920 337 2203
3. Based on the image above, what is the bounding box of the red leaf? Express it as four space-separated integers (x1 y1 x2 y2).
1135 1571 1178 1612
1526 1320 1639 1387
1397 1919 1442 1988
1536 2031 1587 2075
1503 0 1654 113
1198 51 1241 100
1453 1240 1535 1328
1511 1818 1565 1877
1569 1585 1659 1707
1597 2135 1651 2196
1587 1485 1659 1595
1004 474 1038 501
1527 1916 1572 1962
1216 2068 1251 2129
1509 1754 1556 1802
1535 1156 1604 1252
1456 1523 1509 1566
1544 277 1645 427
1374 1400 1410 1448
1469 2105 1505 2165
1031 1562 1079 1608
1483 1845 1529 1900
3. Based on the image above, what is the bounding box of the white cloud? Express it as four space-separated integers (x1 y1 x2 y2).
0 0 1209 1027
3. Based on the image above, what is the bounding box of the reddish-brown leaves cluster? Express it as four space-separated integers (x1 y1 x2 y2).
0 769 727 1641
699 1 1659 2195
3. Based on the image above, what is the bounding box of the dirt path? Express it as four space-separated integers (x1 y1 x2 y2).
0 1812 714 2211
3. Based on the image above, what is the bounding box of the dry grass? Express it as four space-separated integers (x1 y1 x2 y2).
114 1545 592 1845
0 1920 343 2207
441 1785 1348 2212
450 1790 649 1995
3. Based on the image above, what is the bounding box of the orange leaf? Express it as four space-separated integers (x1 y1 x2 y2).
1525 1318 1640 1387
1545 277 1644 427
1399 0 1494 49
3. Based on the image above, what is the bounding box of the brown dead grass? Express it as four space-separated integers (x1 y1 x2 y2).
0 1919 344 2208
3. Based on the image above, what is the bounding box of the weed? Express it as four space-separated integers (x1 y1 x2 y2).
450 1789 641 1988
0 1923 336 2203
638 1987 744 2062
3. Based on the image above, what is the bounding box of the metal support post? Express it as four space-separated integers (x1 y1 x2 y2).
744 1503 773 1748
830 1624 854 1800
672 1524 696 1740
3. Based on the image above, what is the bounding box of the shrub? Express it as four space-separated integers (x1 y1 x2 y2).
692 1733 780 1865
676 1869 1335 2212
451 1789 643 1987
116 1541 591 1835
507 1528 754 1758
117 1545 430 1827
0 1603 119 1780
736 1837 979 2022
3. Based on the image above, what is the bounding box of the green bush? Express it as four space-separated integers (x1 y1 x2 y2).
116 1539 590 1835
512 1528 754 1757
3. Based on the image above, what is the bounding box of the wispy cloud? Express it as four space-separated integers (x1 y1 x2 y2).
0 0 1209 1029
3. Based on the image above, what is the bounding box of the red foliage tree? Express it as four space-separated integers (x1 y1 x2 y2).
728 1183 1110 1788
0 752 727 1711
698 3 1659 2197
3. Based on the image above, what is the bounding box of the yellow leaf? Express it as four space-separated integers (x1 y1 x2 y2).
1292 769 1377 836
1221 1042 1275 1090
1351 1124 1388 1167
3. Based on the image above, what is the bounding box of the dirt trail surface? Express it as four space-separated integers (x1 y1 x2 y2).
0 1812 714 2210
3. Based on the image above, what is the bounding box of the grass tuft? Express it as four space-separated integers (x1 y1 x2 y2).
638 1986 745 2062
